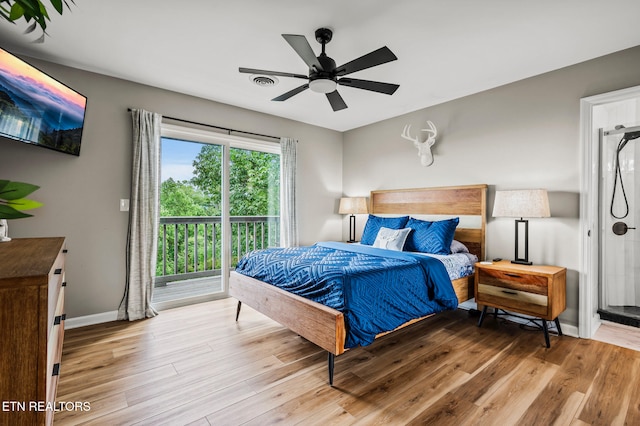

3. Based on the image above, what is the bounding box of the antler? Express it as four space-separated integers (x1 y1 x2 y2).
401 121 437 167
421 121 437 146
401 124 420 146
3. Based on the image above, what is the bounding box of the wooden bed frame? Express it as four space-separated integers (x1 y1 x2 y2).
230 184 487 384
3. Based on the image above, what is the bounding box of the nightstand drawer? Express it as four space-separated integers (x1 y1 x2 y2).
477 268 547 295
477 283 548 317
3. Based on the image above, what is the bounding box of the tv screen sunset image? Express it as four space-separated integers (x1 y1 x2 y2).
0 48 87 156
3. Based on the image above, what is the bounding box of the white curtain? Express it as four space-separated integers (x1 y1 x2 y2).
118 109 161 321
280 137 298 247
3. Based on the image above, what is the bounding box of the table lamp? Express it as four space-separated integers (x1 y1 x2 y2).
338 197 368 243
492 189 550 265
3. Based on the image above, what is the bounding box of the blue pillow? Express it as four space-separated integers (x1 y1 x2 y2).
405 217 460 255
403 217 432 252
360 215 409 245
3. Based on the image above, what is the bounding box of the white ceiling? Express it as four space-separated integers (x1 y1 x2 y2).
1 0 640 132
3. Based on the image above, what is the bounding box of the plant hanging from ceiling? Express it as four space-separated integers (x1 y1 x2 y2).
0 0 75 42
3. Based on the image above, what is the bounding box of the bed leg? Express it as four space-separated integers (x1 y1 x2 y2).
235 301 242 321
328 352 335 386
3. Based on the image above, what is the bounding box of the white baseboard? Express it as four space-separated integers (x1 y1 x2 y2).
64 310 118 329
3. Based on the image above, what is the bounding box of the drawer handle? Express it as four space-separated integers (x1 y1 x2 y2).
52 363 60 377
504 273 521 278
54 268 63 275
501 290 518 295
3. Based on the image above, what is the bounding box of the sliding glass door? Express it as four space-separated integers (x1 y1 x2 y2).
153 124 280 308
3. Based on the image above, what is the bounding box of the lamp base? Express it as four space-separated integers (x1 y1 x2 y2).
348 214 356 243
513 218 532 266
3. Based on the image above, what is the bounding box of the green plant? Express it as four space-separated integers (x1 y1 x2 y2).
0 180 42 219
0 0 74 42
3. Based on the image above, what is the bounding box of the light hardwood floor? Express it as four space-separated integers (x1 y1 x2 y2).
594 320 640 351
56 298 640 425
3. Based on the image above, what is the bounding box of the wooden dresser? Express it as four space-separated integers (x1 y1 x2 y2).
0 237 67 426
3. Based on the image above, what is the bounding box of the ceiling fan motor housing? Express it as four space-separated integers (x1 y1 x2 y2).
309 54 338 92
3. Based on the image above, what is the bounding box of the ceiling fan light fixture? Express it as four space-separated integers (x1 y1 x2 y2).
309 78 337 94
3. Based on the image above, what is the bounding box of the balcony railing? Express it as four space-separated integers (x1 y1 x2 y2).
155 215 279 286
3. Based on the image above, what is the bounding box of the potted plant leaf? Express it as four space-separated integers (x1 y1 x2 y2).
0 0 74 42
0 180 42 242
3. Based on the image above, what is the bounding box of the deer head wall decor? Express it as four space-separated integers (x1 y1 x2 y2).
401 121 437 167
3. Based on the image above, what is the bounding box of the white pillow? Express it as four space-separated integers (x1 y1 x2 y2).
450 239 470 254
373 227 411 251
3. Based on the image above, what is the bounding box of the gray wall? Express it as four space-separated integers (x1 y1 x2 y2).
343 45 640 327
3 45 640 326
0 59 343 319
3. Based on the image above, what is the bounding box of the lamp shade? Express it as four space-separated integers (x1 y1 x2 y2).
492 189 550 218
338 197 368 215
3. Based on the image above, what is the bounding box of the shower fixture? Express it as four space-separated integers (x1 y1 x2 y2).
605 125 640 220
612 221 636 235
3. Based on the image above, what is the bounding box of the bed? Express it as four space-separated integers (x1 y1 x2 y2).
230 184 487 384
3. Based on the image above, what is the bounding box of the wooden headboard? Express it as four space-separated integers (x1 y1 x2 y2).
370 184 488 261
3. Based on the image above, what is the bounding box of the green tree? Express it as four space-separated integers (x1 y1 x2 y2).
157 143 280 277
191 145 280 216
160 178 211 217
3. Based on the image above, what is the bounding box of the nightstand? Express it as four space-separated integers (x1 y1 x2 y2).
474 260 566 348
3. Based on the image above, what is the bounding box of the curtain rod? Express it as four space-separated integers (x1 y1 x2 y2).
127 108 280 141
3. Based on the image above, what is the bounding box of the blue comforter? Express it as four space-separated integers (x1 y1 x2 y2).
235 242 458 348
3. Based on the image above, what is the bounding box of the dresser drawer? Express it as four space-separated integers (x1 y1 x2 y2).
47 246 66 331
476 283 548 317
477 268 548 295
46 284 64 408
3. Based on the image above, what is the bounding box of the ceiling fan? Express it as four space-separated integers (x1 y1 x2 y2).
239 28 400 111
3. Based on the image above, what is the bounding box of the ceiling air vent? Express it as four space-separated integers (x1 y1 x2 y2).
251 75 279 87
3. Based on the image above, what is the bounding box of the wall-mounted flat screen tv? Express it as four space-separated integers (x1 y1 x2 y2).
0 47 86 156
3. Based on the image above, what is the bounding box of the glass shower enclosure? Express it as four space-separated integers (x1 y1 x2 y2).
599 124 640 326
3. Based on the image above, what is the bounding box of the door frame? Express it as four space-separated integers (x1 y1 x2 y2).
579 84 640 338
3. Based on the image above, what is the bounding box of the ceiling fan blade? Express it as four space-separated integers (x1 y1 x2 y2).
335 46 397 76
272 84 309 101
239 67 308 80
326 90 347 111
282 34 324 71
338 78 399 95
